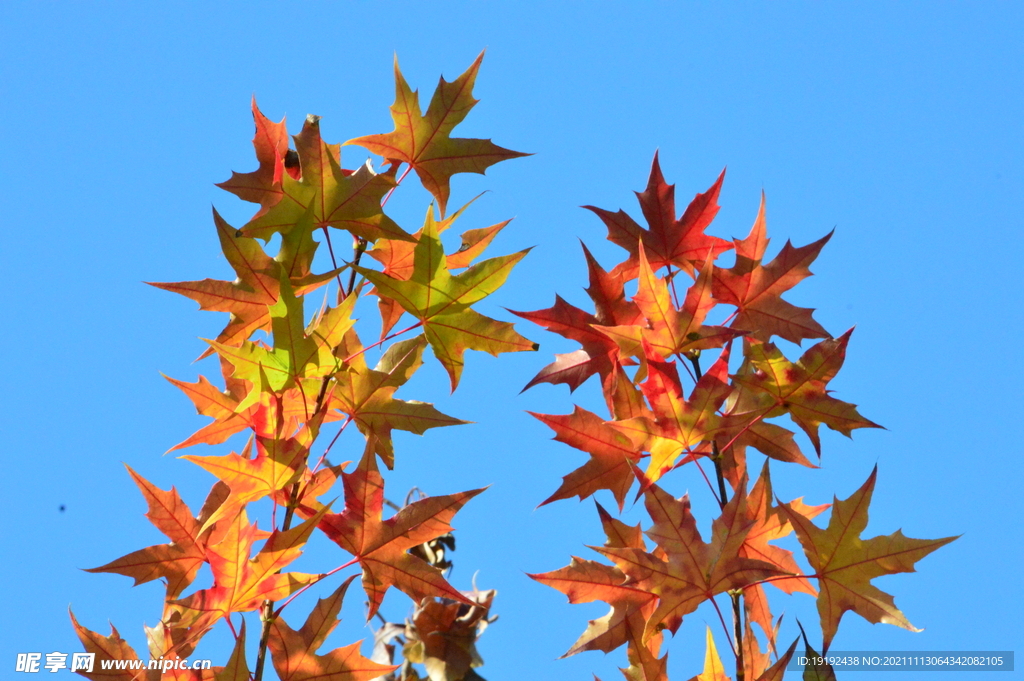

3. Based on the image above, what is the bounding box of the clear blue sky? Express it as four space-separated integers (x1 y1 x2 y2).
2 4 1021 680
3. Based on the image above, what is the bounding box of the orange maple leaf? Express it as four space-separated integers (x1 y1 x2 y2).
531 406 642 510
172 508 324 629
313 444 483 618
609 342 731 484
780 467 958 652
712 195 832 344
529 503 660 658
346 52 528 217
267 576 397 681
217 97 293 211
727 330 881 456
86 467 229 599
69 610 147 681
596 480 789 642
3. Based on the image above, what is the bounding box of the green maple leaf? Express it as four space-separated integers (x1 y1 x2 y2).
329 335 467 469
355 205 537 390
209 282 356 409
239 115 411 243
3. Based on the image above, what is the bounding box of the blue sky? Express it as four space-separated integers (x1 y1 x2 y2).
2 3 1022 680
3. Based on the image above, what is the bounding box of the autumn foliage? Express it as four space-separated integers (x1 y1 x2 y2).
74 53 954 681
76 53 526 681
520 153 957 680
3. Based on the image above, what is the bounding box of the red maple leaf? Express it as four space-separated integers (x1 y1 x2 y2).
585 152 732 278
712 195 832 344
313 444 483 618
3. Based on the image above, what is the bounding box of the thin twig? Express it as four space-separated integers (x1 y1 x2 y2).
344 238 368 298
253 479 302 681
322 227 346 294
732 591 745 681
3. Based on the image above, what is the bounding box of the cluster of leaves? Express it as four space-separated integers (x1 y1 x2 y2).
519 155 957 680
73 53 531 681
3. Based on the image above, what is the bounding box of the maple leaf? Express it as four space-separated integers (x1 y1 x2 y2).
779 467 958 652
513 242 643 392
595 480 789 642
585 152 732 277
237 114 409 243
727 331 881 456
737 462 829 648
712 195 832 343
347 52 528 217
531 556 656 658
609 343 731 484
314 444 483 618
595 247 740 362
329 335 466 469
183 424 313 534
268 576 398 681
172 508 324 629
355 204 536 390
86 467 228 599
531 406 642 510
208 284 357 409
367 197 510 339
217 97 292 210
69 610 148 681
529 503 659 658
149 209 281 353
